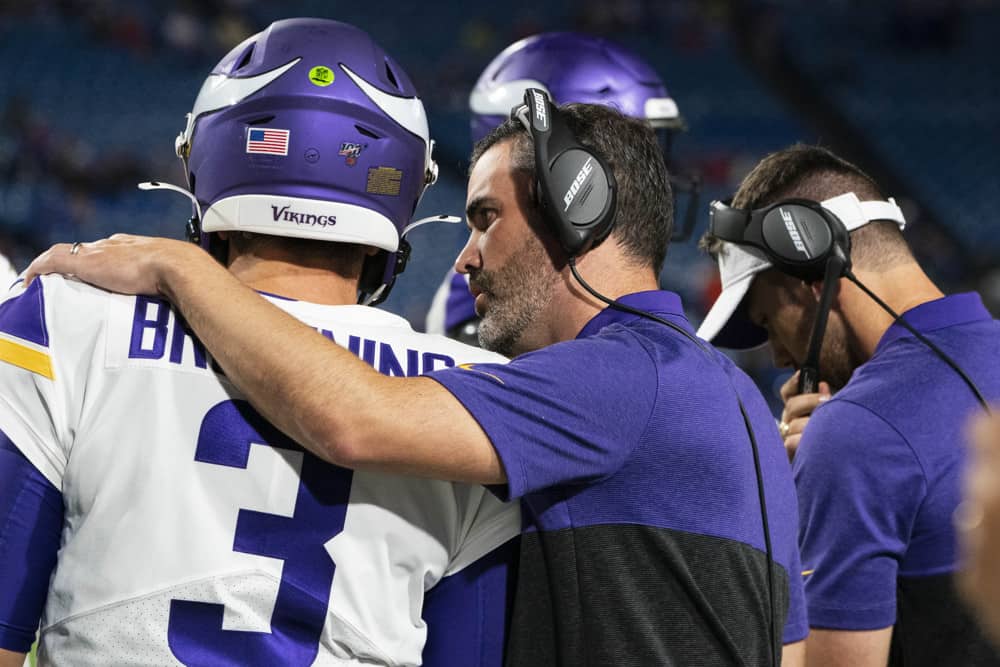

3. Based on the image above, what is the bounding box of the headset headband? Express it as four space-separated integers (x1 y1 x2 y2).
510 89 617 257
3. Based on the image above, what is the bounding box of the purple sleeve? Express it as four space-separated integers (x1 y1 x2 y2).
0 430 64 652
792 399 923 630
429 331 658 500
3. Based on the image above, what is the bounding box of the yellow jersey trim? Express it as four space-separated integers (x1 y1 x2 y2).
0 338 54 380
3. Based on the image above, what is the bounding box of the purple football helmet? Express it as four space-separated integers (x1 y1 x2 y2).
469 31 684 144
175 18 438 303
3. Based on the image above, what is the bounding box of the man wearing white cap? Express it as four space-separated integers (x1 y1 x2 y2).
698 144 1000 667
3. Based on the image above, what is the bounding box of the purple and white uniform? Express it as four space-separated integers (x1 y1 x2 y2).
0 275 519 666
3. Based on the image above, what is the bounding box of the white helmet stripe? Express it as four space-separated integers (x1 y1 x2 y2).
178 58 302 155
192 58 301 123
339 64 430 144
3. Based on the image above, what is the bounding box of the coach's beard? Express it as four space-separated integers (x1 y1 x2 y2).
472 236 557 358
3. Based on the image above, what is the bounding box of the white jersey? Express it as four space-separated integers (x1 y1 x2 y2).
0 275 519 666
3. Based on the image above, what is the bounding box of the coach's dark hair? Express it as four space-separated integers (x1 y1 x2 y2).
470 102 673 274
700 144 912 271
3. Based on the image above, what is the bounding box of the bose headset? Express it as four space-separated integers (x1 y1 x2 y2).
708 198 990 411
511 89 782 665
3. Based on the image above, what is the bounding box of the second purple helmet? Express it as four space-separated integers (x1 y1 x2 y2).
469 31 684 144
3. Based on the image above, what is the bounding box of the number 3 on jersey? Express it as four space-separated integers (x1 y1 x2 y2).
167 399 353 665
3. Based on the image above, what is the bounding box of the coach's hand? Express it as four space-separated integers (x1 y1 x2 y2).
778 371 831 461
25 234 208 297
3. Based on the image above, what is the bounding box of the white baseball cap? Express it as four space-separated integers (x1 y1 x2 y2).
696 192 906 349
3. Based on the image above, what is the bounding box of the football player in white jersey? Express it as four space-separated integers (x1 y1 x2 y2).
0 18 518 667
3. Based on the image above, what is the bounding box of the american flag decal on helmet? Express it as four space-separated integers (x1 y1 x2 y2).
246 128 290 156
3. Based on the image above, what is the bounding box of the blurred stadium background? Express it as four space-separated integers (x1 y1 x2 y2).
1 0 997 410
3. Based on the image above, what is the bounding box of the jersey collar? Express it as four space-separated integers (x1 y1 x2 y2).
577 290 689 339
875 292 992 352
259 293 412 330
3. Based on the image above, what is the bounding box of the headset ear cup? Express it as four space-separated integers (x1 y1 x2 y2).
543 147 617 256
520 88 617 258
758 202 850 282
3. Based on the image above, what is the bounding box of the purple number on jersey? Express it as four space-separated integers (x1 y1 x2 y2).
167 400 352 665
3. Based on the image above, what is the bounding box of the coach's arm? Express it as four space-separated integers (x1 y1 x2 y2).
26 236 505 485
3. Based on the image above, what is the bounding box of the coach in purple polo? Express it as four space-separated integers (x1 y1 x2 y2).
28 102 807 665
699 144 1000 667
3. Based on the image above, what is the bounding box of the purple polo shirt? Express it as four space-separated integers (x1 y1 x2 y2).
432 290 806 666
793 293 1000 665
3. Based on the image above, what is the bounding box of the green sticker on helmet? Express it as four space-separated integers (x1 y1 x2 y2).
309 66 335 87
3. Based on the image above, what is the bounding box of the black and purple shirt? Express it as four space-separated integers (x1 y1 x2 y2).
794 292 1000 666
432 290 807 666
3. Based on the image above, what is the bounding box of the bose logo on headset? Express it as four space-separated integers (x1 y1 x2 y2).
779 208 809 257
531 90 549 129
564 157 594 211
